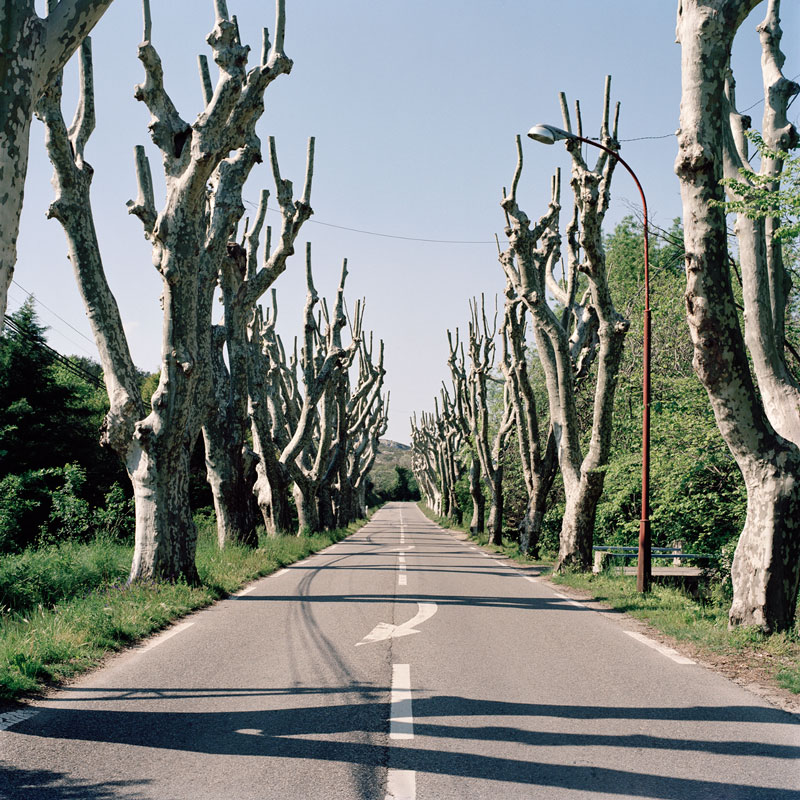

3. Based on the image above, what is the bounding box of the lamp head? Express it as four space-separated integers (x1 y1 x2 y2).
527 124 574 145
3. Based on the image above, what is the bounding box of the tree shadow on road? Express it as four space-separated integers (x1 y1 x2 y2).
7 690 799 800
0 764 150 800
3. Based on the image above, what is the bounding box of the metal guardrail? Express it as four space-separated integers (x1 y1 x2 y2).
592 546 716 562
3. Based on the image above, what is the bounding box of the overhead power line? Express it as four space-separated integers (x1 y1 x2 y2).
243 76 800 246
301 216 496 245
2 314 105 390
12 279 96 348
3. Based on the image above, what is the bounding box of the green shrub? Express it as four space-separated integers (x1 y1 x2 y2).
42 463 91 544
92 483 135 543
0 469 55 552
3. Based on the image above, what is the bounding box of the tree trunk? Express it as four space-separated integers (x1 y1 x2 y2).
675 0 800 630
254 455 293 537
293 481 319 535
0 0 114 321
337 478 357 527
355 481 367 519
128 436 199 584
486 465 504 545
555 469 604 571
729 465 800 630
468 456 485 534
202 330 257 547
203 428 258 548
317 482 336 530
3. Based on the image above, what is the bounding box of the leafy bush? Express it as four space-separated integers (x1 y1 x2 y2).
0 469 57 552
43 463 91 543
92 483 135 543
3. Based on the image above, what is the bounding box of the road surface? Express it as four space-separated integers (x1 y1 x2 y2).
1 502 798 799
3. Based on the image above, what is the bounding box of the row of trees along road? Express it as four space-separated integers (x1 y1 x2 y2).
414 78 629 574
413 0 800 633
1 0 388 584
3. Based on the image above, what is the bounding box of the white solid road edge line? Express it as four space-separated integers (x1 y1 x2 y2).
0 709 39 732
624 630 695 665
390 664 414 739
137 621 194 653
385 769 416 800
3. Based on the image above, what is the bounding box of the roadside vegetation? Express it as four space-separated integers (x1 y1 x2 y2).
0 512 368 700
0 294 382 702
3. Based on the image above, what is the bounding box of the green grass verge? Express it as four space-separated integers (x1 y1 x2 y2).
0 513 371 700
551 570 800 694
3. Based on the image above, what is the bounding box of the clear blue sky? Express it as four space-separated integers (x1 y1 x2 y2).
16 0 799 443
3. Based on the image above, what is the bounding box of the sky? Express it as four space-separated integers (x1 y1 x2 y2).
14 0 800 444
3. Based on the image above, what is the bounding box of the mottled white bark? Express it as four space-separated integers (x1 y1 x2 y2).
0 0 114 323
249 250 361 534
344 341 388 522
411 412 443 514
501 78 628 572
448 300 515 545
39 0 295 582
720 8 800 446
410 391 465 524
675 0 800 631
247 296 294 535
205 136 314 547
500 288 558 556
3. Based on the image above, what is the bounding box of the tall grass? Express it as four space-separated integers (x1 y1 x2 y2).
0 513 369 699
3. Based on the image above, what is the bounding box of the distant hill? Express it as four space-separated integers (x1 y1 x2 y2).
369 439 418 500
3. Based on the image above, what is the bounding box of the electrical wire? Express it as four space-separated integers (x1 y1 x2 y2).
2 314 105 390
12 279 95 348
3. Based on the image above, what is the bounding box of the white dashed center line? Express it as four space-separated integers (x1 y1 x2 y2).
389 663 413 739
385 769 416 800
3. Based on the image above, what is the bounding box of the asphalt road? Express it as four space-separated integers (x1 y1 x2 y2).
1 502 798 799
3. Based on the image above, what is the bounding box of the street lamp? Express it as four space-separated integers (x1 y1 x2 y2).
527 123 652 593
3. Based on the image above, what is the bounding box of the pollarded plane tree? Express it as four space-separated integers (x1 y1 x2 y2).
410 391 465 524
448 298 516 545
500 77 630 572
410 411 443 515
436 388 466 525
675 0 800 631
249 248 363 534
247 290 295 535
499 283 559 557
322 334 387 527
37 0 297 582
0 0 114 323
445 330 485 535
203 140 314 548
343 363 390 520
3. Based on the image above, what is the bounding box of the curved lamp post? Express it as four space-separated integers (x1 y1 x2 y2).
527 123 651 593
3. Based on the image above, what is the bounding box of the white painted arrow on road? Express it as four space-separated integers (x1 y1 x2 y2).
356 603 437 646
